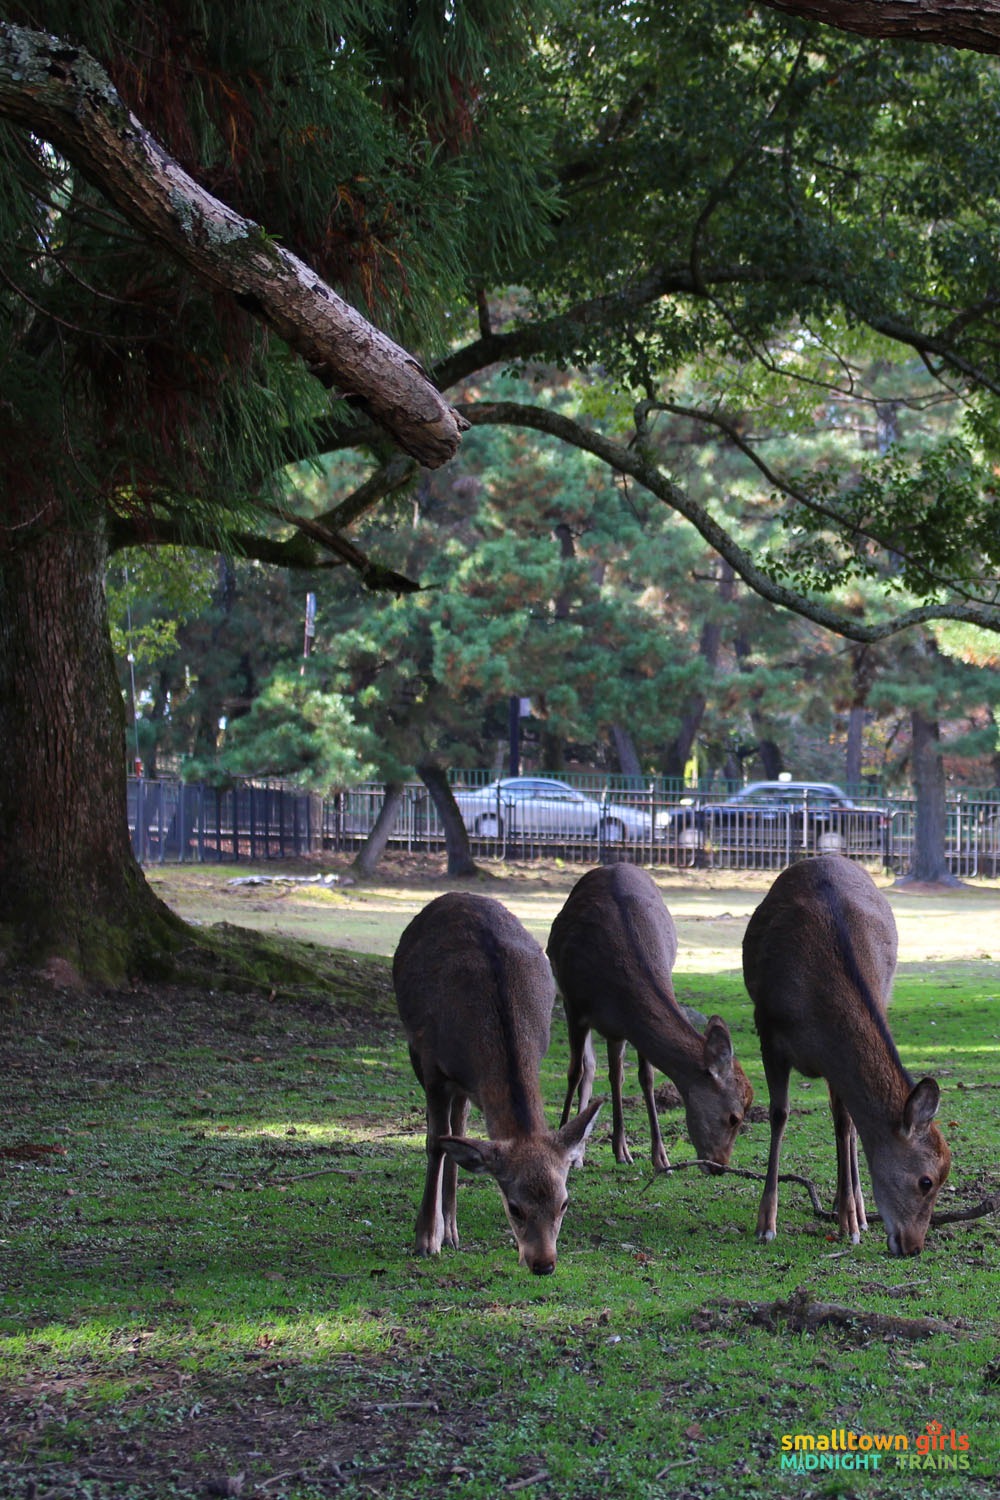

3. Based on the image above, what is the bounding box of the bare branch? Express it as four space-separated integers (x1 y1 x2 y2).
460 399 1000 641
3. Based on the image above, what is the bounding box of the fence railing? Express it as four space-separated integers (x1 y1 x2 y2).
129 778 321 863
128 775 1000 877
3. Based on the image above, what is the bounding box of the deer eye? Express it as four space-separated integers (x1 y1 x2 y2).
507 1202 525 1223
918 1176 934 1195
558 1198 569 1217
729 1114 741 1129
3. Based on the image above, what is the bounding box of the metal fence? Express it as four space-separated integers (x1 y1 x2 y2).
129 778 321 863
128 774 1000 877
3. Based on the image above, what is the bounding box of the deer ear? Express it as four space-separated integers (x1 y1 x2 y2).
902 1078 941 1135
702 1017 734 1080
440 1135 500 1176
556 1097 603 1165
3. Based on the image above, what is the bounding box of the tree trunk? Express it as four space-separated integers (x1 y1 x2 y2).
610 724 643 782
845 645 875 790
0 514 185 980
903 708 960 885
845 706 865 788
662 562 733 778
417 762 479 876
351 781 406 878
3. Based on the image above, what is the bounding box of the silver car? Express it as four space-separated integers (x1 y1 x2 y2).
453 777 653 843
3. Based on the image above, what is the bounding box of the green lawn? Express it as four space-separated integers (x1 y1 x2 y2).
2 875 999 1499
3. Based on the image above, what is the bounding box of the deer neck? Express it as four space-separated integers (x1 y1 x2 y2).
622 988 707 1094
825 1037 913 1145
478 1074 549 1142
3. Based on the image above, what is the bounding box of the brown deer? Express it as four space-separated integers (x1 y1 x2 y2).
743 854 951 1256
393 892 602 1274
547 864 752 1172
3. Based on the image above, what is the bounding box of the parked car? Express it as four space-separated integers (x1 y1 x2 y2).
453 777 654 843
656 780 888 859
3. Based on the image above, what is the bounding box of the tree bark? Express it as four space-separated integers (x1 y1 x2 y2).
351 781 406 878
611 724 643 782
0 23 465 470
0 514 185 979
845 645 875 789
662 561 734 778
902 708 961 885
417 762 479 876
845 705 865 789
757 1 1000 54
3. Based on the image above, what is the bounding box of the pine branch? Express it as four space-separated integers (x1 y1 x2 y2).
0 22 465 468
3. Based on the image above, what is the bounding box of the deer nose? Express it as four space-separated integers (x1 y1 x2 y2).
530 1259 556 1276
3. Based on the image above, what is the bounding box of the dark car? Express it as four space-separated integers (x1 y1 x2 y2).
656 780 887 862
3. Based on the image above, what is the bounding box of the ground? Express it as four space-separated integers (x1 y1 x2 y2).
3 854 999 1499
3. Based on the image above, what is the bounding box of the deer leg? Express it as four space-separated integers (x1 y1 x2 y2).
830 1089 866 1242
560 1011 596 1125
756 1051 791 1244
415 1081 452 1256
608 1037 634 1164
638 1054 669 1171
440 1092 470 1249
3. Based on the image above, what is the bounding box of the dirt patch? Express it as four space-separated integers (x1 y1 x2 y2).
0 1354 504 1499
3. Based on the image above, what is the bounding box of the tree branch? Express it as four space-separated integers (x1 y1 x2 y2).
0 22 465 468
756 0 1000 55
460 399 1000 641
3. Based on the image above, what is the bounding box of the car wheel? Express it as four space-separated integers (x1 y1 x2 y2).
678 825 705 849
475 813 503 838
598 817 627 843
817 829 846 854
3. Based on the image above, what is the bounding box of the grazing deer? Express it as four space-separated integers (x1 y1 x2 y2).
743 854 951 1256
547 864 752 1172
393 892 602 1274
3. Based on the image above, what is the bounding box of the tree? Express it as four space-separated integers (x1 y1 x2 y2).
9 2 1000 977
0 2 552 978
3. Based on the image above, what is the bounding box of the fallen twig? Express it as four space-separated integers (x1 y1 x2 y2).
654 1457 700 1478
642 1159 1000 1227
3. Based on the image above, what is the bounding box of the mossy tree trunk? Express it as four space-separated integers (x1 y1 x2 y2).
0 513 186 980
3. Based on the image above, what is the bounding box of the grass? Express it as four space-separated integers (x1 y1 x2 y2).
2 863 1000 1498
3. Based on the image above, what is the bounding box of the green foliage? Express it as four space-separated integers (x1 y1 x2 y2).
200 667 375 789
106 549 216 669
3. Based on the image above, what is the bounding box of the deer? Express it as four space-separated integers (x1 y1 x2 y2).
547 864 752 1173
393 891 602 1274
743 853 951 1256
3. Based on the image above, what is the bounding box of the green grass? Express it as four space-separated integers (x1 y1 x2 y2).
2 952 999 1499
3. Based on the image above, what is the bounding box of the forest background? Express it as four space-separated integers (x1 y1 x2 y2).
4 1 1000 978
